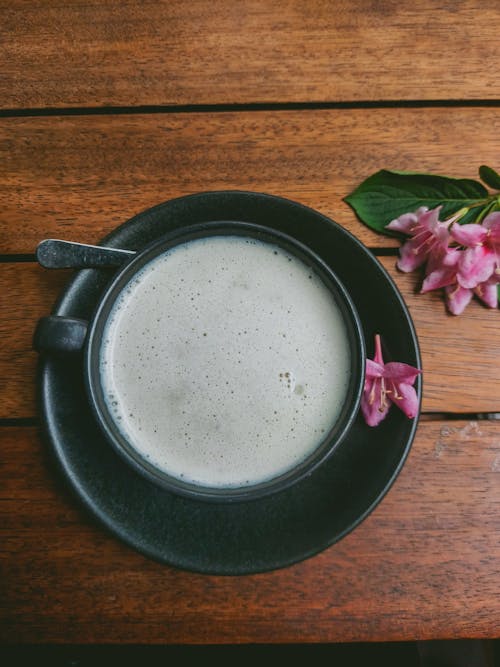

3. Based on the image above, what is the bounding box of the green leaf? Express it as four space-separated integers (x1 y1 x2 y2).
344 170 488 234
479 165 500 190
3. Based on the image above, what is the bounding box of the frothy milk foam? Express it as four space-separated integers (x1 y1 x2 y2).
99 235 351 488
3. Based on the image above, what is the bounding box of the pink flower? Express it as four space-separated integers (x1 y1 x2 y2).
420 247 461 292
444 277 499 315
387 206 499 315
386 206 451 273
361 334 421 427
450 211 500 288
421 247 499 315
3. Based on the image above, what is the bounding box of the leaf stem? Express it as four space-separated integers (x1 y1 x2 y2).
449 194 500 226
464 197 494 210
475 197 499 224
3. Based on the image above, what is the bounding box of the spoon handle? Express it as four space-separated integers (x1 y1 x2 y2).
36 239 136 269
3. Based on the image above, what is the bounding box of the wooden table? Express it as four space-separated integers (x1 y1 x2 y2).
1 0 499 648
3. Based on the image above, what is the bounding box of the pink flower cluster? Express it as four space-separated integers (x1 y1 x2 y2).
387 207 500 315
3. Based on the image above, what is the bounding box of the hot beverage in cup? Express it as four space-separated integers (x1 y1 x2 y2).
99 234 353 491
35 222 365 502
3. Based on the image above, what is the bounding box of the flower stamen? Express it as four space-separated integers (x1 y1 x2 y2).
413 235 438 254
379 377 389 411
368 381 377 406
390 383 403 400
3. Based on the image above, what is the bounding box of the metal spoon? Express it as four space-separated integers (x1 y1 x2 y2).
36 239 136 269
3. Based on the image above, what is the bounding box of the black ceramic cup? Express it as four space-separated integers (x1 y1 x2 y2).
34 221 365 503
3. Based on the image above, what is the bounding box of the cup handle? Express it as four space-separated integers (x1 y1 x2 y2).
33 315 88 353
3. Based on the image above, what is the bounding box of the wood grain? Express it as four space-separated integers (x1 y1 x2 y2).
381 258 500 415
2 0 499 109
2 108 500 253
1 258 499 420
1 421 499 643
0 265 70 420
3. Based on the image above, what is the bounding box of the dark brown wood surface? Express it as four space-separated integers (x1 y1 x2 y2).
1 109 500 253
1 0 499 647
2 0 499 108
2 421 499 643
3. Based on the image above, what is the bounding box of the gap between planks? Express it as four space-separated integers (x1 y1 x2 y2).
0 99 500 119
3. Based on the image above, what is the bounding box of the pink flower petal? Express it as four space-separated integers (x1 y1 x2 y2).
434 222 451 244
365 359 384 378
421 265 457 292
388 382 420 419
474 280 499 308
418 206 444 233
396 240 428 272
450 222 487 246
361 378 390 427
384 362 421 385
445 284 473 315
386 206 428 234
457 245 496 288
440 248 461 267
483 211 500 237
420 248 459 292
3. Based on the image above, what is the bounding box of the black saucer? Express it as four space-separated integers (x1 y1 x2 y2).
38 191 421 575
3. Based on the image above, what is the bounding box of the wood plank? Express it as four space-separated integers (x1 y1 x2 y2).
1 259 499 419
2 108 500 253
0 265 70 419
381 258 500 414
1 1 499 108
1 421 499 643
